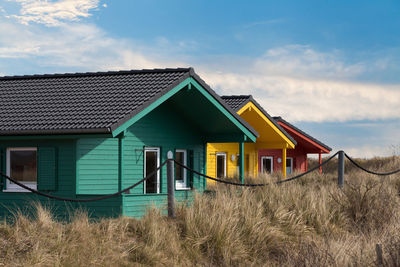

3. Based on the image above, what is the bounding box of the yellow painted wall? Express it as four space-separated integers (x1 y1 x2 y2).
206 143 258 185
206 101 295 184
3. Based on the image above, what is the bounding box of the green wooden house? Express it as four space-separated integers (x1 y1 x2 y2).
0 68 258 218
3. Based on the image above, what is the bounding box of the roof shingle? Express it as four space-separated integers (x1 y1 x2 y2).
0 68 191 135
0 68 259 138
221 95 251 111
222 95 297 145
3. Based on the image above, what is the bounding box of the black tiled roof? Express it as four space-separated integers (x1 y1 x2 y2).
222 95 297 145
273 117 332 151
0 68 258 137
221 95 251 111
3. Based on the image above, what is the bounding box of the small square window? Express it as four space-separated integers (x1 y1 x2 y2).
5 147 37 192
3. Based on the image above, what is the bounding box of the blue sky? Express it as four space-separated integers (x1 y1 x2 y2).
0 0 399 157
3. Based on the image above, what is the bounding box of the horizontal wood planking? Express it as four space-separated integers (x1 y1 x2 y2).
207 142 258 184
0 139 121 220
122 101 205 216
76 138 119 194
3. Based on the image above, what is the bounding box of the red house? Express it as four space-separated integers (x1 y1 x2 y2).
258 117 332 174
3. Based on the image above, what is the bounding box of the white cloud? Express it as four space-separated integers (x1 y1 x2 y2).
0 17 185 72
6 0 99 26
254 45 366 79
197 45 400 123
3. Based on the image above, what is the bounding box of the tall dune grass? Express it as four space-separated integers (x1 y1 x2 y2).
0 156 399 266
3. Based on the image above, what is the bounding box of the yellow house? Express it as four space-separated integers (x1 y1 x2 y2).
207 95 296 183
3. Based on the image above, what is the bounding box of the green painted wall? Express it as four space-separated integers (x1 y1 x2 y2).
0 139 121 221
121 100 205 217
76 138 119 194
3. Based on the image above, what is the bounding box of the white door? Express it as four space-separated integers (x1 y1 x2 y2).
175 149 187 189
286 157 293 174
216 152 227 178
261 156 273 174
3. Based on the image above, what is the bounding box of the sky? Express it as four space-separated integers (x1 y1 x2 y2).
0 0 399 158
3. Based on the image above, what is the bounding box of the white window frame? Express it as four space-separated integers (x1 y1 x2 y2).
4 147 37 192
286 157 293 175
144 147 160 194
216 152 227 178
175 149 188 190
261 156 273 174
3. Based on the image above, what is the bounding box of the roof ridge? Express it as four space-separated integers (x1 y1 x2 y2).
0 67 193 80
221 95 252 99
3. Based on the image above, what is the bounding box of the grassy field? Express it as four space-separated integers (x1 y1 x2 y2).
1 156 399 266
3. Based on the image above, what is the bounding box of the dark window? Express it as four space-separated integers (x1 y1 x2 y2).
175 150 187 189
216 153 226 178
145 148 159 193
262 157 273 174
286 158 293 174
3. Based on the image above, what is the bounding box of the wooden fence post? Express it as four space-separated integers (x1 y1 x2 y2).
376 243 383 266
338 150 344 188
167 151 175 218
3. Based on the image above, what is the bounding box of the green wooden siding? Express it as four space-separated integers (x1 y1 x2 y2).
121 101 206 217
37 147 57 191
123 190 194 217
0 140 121 220
76 138 119 195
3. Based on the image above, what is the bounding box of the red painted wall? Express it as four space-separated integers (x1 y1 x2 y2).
258 148 307 173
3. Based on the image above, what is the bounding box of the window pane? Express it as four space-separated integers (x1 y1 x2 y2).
286 159 292 174
10 150 37 182
175 151 184 182
286 159 292 167
216 155 225 178
262 158 272 173
145 151 158 193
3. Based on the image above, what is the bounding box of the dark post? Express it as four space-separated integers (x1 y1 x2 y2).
338 150 344 188
167 151 175 218
376 244 383 266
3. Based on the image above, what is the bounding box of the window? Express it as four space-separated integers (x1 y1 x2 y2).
216 152 226 178
175 149 187 189
261 156 273 174
144 147 160 194
5 147 37 192
286 158 293 175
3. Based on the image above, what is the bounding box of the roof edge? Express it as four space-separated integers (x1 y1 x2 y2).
223 95 297 146
0 67 193 80
273 116 332 151
109 71 192 133
0 127 111 136
189 73 259 139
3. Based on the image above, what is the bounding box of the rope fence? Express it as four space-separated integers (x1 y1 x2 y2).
173 151 340 186
0 160 167 202
344 153 400 176
0 150 398 212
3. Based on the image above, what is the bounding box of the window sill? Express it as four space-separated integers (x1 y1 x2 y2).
176 187 192 191
3 189 34 193
3 184 37 193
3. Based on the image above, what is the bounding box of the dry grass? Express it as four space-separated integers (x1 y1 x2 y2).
0 156 399 266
